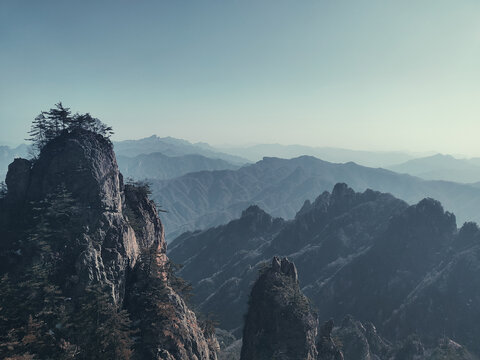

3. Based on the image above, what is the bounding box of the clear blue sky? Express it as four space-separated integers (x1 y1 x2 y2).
1 0 480 154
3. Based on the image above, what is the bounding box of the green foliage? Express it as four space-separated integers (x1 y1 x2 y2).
0 185 137 359
125 178 152 197
164 260 194 305
123 204 144 235
72 284 136 360
130 247 172 357
198 313 219 338
27 102 114 157
0 181 7 198
0 228 74 359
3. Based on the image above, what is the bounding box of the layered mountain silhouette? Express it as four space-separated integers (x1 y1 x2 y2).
218 143 416 167
151 156 480 240
113 135 248 165
388 153 480 183
117 152 239 180
169 184 480 355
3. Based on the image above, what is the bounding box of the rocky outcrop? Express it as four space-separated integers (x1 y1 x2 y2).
317 320 343 360
240 257 319 360
5 158 32 204
330 316 391 360
330 317 477 360
0 129 217 360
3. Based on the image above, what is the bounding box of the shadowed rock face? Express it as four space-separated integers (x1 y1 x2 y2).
171 180 480 356
240 257 319 360
0 129 217 360
317 320 344 360
169 185 408 333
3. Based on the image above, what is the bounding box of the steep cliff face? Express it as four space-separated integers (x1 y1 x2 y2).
240 257 321 360
0 129 217 360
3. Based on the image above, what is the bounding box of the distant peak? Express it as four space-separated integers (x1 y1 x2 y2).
271 256 298 282
332 183 355 198
415 197 445 214
241 205 269 218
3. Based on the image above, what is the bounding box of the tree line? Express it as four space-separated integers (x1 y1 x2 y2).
27 102 114 156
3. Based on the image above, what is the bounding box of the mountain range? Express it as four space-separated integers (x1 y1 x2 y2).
113 135 248 165
150 156 480 240
388 153 480 183
116 152 239 180
169 183 480 356
218 143 418 167
3 127 480 358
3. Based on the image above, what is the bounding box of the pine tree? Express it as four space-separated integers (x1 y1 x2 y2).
0 186 80 358
46 102 72 132
27 103 114 157
72 284 135 360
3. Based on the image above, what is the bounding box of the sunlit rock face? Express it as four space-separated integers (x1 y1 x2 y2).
0 128 217 360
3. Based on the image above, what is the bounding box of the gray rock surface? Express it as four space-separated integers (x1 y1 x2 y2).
0 129 217 360
240 257 319 360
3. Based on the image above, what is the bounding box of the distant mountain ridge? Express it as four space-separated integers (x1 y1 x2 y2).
218 143 420 167
388 153 480 183
117 152 239 180
149 155 480 240
113 135 248 165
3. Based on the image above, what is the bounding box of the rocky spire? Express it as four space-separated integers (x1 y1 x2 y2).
240 257 319 360
317 320 344 360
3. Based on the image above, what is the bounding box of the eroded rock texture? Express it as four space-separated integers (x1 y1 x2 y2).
0 129 217 360
240 257 321 360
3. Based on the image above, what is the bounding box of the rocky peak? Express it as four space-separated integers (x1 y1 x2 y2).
0 128 217 360
331 182 355 199
456 222 480 249
241 204 270 219
240 257 318 360
317 320 344 360
295 191 330 219
5 158 32 204
407 198 456 234
271 256 298 283
26 128 123 211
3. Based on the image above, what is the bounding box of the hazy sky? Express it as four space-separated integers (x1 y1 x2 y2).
1 0 480 154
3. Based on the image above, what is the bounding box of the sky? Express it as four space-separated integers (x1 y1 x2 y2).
1 0 480 155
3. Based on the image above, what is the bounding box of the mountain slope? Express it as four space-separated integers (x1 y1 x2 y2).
168 184 409 331
151 156 480 240
169 184 480 355
117 152 239 180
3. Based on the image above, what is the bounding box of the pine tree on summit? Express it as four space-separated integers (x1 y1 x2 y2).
27 103 114 157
